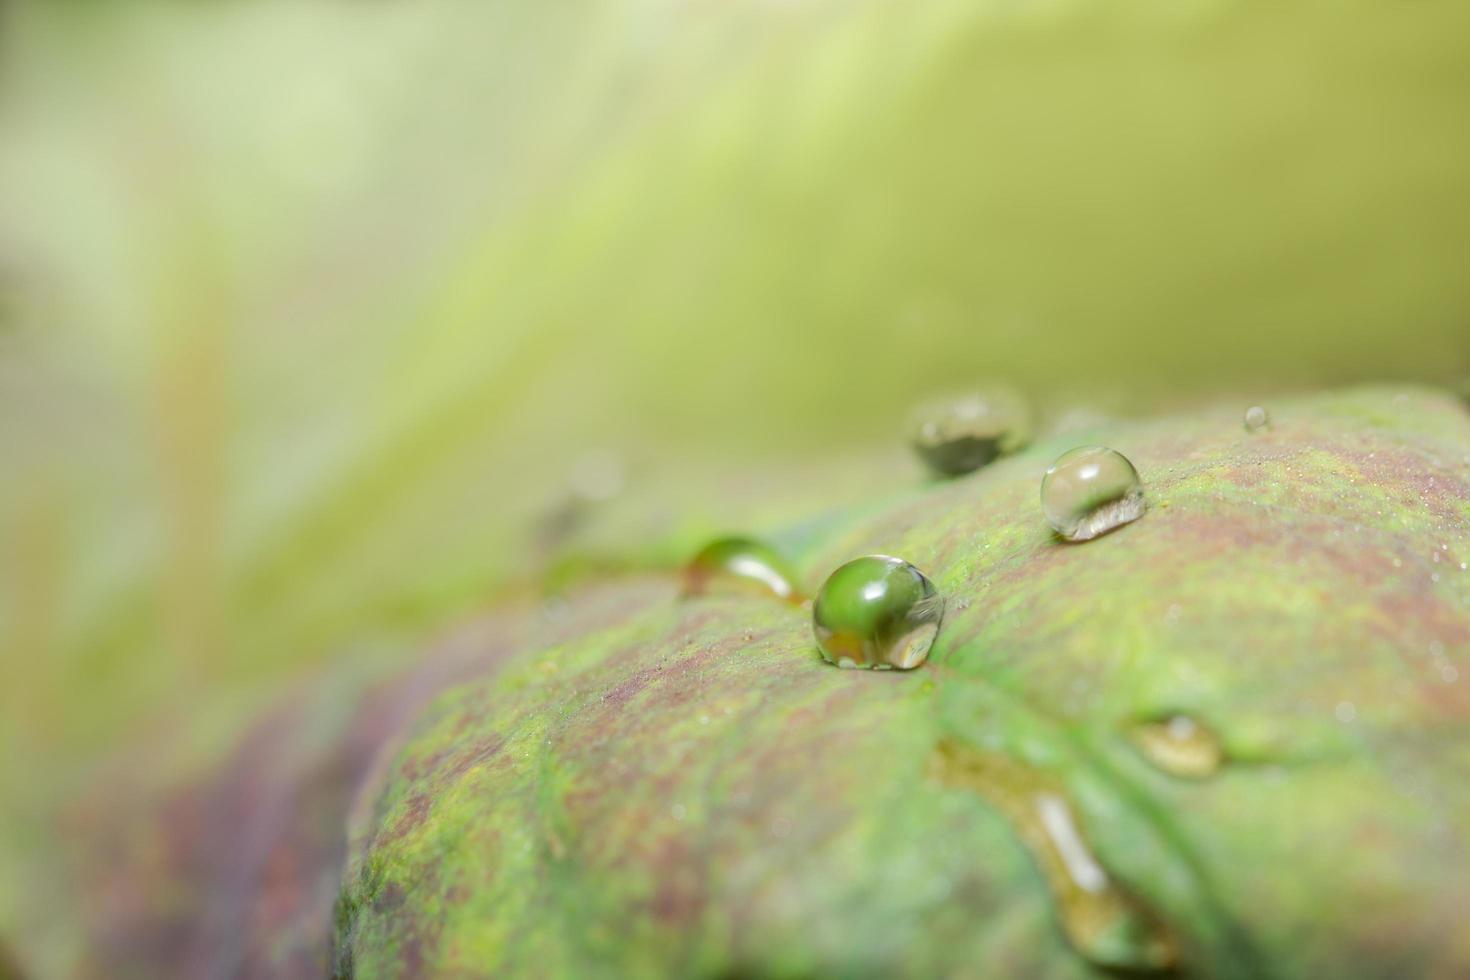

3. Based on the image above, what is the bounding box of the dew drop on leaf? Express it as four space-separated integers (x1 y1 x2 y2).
812 555 944 669
1041 446 1146 541
931 741 1177 972
1243 405 1270 431
682 536 803 603
1131 715 1224 779
911 387 1032 477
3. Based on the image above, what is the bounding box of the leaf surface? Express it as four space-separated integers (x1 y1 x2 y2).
317 387 1470 978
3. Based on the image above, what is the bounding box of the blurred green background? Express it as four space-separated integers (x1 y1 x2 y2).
1 0 1469 968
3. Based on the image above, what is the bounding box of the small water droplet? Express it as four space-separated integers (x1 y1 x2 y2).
1131 715 1224 779
1041 446 1146 542
1243 405 1270 431
670 803 687 821
1334 701 1357 724
911 387 1032 477
682 536 803 603
813 555 944 669
931 741 1176 972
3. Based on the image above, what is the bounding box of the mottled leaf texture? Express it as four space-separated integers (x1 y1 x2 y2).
60 388 1470 979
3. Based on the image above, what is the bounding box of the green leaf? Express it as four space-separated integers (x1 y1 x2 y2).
61 386 1465 978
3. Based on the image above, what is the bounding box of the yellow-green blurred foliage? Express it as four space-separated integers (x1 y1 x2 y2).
1 0 1469 946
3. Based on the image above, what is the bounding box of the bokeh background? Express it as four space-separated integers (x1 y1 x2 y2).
2 0 1469 971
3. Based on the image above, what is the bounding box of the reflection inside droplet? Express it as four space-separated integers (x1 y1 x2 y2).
1040 446 1146 542
813 555 944 670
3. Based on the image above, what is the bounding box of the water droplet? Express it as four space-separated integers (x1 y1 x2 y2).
1131 715 1224 779
1041 446 1146 542
1334 701 1357 724
813 555 944 669
931 741 1176 972
1243 405 1270 431
682 536 803 603
911 387 1032 477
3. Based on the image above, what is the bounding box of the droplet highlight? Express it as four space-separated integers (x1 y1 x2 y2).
1243 406 1269 432
1041 446 1146 542
911 387 1032 477
682 536 802 603
813 555 944 669
1131 715 1223 779
931 740 1177 972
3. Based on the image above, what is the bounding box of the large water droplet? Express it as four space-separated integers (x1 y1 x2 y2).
932 741 1177 972
813 555 944 669
1243 406 1270 432
911 388 1032 477
1040 446 1146 542
682 536 802 603
1131 715 1223 779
